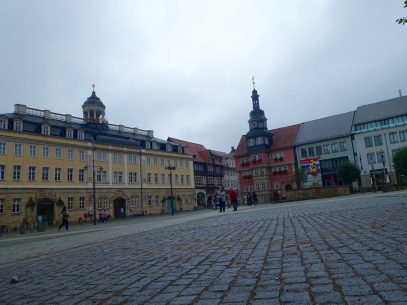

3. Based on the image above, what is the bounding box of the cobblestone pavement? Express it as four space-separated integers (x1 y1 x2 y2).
1 193 407 305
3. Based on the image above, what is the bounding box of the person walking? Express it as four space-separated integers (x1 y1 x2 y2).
229 188 238 211
218 187 226 212
252 192 258 205
58 205 69 231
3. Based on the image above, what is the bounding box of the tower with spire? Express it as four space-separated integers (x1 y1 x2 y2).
246 78 273 152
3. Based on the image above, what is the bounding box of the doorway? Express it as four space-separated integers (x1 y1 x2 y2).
114 198 126 218
37 200 55 225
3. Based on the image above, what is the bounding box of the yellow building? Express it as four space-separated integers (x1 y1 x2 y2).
0 88 195 230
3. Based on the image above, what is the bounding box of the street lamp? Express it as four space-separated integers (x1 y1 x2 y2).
84 143 103 225
165 165 176 215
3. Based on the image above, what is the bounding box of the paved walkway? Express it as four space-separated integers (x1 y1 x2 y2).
1 191 407 305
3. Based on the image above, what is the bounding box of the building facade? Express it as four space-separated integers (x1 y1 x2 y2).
295 112 355 187
0 89 196 229
352 95 407 188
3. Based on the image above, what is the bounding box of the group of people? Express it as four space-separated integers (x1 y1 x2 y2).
98 210 110 223
207 187 239 212
246 191 257 206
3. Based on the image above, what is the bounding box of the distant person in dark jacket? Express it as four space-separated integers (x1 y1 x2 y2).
58 205 69 231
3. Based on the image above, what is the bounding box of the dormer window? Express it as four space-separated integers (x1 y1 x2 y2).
66 128 74 139
178 146 183 153
145 141 151 149
42 124 50 136
14 119 23 131
166 144 172 152
77 130 84 140
0 117 8 129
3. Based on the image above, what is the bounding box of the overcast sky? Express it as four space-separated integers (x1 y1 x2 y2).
0 1 406 152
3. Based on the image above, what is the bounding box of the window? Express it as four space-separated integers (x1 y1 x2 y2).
300 148 307 158
128 154 137 164
13 165 21 180
0 199 4 214
256 137 264 145
146 157 151 166
29 145 36 157
55 147 62 159
154 173 158 184
42 124 50 135
113 153 123 163
79 150 85 161
79 197 85 209
77 130 84 140
96 151 107 161
55 168 62 181
364 136 373 148
67 197 73 210
367 153 376 164
67 168 73 182
155 195 159 205
373 134 383 146
161 173 165 184
42 167 49 181
66 128 74 138
154 158 158 166
248 138 255 147
389 132 398 144
129 172 137 184
28 166 36 181
339 141 347 152
186 175 190 184
79 169 85 182
113 171 123 184
146 141 151 149
147 195 152 205
0 165 5 180
67 149 74 160
331 143 339 153
12 198 21 213
316 146 322 155
14 120 23 131
0 118 7 129
308 147 315 157
181 175 184 184
97 170 108 183
14 143 22 156
376 152 385 164
186 161 189 168
42 146 50 158
147 173 151 183
323 145 331 154
174 174 179 184
400 130 407 142
0 142 6 155
161 158 165 167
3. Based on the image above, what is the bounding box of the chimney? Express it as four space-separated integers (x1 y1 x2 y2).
399 89 403 97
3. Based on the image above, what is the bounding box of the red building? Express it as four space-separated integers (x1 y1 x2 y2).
234 85 300 203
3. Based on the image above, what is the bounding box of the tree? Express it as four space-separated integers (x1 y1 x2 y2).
337 161 361 186
396 0 407 25
393 147 407 176
294 167 307 189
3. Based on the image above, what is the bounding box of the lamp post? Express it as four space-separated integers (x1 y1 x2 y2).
165 165 176 216
85 141 102 225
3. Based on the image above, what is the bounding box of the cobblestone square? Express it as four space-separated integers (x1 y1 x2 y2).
1 193 406 304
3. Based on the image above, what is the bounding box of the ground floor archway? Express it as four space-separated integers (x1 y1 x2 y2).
113 198 126 218
37 199 55 225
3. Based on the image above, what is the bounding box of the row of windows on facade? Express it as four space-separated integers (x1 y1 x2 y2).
247 136 270 147
240 152 285 164
242 166 289 177
364 131 407 148
354 115 407 132
0 194 193 215
0 165 190 185
301 141 348 159
0 141 190 168
193 163 224 175
194 176 224 187
0 118 183 153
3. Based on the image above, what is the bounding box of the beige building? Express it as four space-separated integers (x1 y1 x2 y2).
0 89 195 230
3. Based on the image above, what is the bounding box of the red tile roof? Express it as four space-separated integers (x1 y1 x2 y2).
271 124 300 149
168 137 207 162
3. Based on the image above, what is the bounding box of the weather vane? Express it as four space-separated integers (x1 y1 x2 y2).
92 83 95 92
252 76 255 89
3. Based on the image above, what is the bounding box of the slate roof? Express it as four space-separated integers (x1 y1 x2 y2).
295 111 355 145
353 95 407 125
83 91 105 108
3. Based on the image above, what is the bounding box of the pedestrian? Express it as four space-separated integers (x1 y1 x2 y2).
218 187 226 212
58 205 69 231
247 193 252 206
120 207 124 217
229 188 238 211
252 192 258 205
207 195 212 208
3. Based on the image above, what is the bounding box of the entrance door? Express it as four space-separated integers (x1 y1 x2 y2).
37 201 55 225
197 192 205 207
166 196 176 214
114 198 126 218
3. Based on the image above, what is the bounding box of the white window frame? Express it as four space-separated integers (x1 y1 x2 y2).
12 198 21 213
42 124 50 136
14 120 23 131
